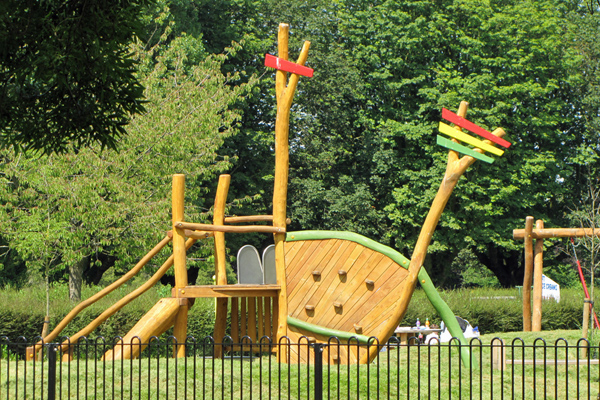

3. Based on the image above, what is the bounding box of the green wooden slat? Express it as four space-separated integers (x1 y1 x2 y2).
437 135 494 164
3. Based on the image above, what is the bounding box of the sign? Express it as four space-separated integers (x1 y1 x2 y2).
542 274 560 303
264 54 314 77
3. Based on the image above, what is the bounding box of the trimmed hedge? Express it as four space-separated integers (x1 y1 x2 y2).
0 285 589 341
401 287 585 334
0 282 216 341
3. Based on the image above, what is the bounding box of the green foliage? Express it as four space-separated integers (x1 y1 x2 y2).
544 261 581 289
0 283 216 340
0 0 151 153
0 13 255 299
205 0 600 289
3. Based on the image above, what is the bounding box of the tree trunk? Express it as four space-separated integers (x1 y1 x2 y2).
69 257 89 302
480 245 522 287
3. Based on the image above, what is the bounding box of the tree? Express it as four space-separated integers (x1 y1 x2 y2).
569 175 600 304
209 0 596 287
0 24 254 300
0 0 151 153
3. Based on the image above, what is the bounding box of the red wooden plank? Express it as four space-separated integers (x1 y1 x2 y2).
264 54 314 77
442 108 511 148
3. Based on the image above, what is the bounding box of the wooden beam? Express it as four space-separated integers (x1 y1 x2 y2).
183 230 214 239
28 234 172 353
523 216 534 331
272 23 311 360
224 215 273 223
172 285 280 298
172 175 187 289
56 237 198 354
175 221 285 234
172 174 188 358
213 174 230 357
514 227 600 239
532 219 544 331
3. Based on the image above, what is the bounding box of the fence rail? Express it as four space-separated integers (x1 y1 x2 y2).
1 335 599 399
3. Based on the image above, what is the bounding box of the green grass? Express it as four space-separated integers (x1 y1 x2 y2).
2 331 599 399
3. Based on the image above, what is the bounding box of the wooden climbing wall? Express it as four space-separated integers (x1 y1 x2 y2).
284 238 409 364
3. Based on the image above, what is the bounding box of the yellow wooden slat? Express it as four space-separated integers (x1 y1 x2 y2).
439 122 504 156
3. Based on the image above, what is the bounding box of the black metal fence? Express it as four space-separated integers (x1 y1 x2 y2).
1 335 599 399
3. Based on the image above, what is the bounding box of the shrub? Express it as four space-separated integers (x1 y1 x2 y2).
0 283 216 341
0 284 590 342
401 287 586 334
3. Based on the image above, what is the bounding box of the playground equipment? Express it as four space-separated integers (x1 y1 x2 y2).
27 23 510 365
514 218 600 332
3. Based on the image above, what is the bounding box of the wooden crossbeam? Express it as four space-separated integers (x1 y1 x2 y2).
513 227 600 239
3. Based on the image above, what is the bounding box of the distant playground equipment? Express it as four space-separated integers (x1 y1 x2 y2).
27 23 510 365
513 218 600 334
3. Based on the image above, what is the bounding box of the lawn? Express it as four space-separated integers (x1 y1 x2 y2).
2 330 599 399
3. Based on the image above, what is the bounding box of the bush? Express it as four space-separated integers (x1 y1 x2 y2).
0 282 216 341
0 284 590 342
401 287 586 334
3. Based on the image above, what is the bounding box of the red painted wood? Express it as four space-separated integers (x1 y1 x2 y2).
442 108 511 148
264 54 314 77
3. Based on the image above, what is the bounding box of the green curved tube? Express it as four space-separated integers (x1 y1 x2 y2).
287 316 372 344
418 268 477 367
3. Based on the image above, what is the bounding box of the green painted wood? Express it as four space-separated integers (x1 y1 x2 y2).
418 267 476 367
287 316 372 344
286 231 411 269
436 135 495 164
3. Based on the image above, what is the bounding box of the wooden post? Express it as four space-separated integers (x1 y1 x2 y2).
36 316 50 361
271 23 311 361
213 175 231 358
532 219 544 331
172 174 188 358
365 101 508 364
523 216 534 331
583 297 591 358
492 339 506 371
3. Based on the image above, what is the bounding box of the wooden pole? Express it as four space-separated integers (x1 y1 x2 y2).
54 236 198 354
272 23 311 360
213 174 231 358
523 216 534 331
172 174 188 357
26 235 174 360
583 297 591 358
532 219 544 331
365 101 508 363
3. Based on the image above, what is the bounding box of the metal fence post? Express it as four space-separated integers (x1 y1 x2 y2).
47 344 57 400
312 343 324 400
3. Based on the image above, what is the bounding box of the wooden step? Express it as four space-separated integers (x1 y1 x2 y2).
172 284 280 298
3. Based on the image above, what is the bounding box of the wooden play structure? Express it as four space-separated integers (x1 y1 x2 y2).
27 23 511 365
514 218 600 332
